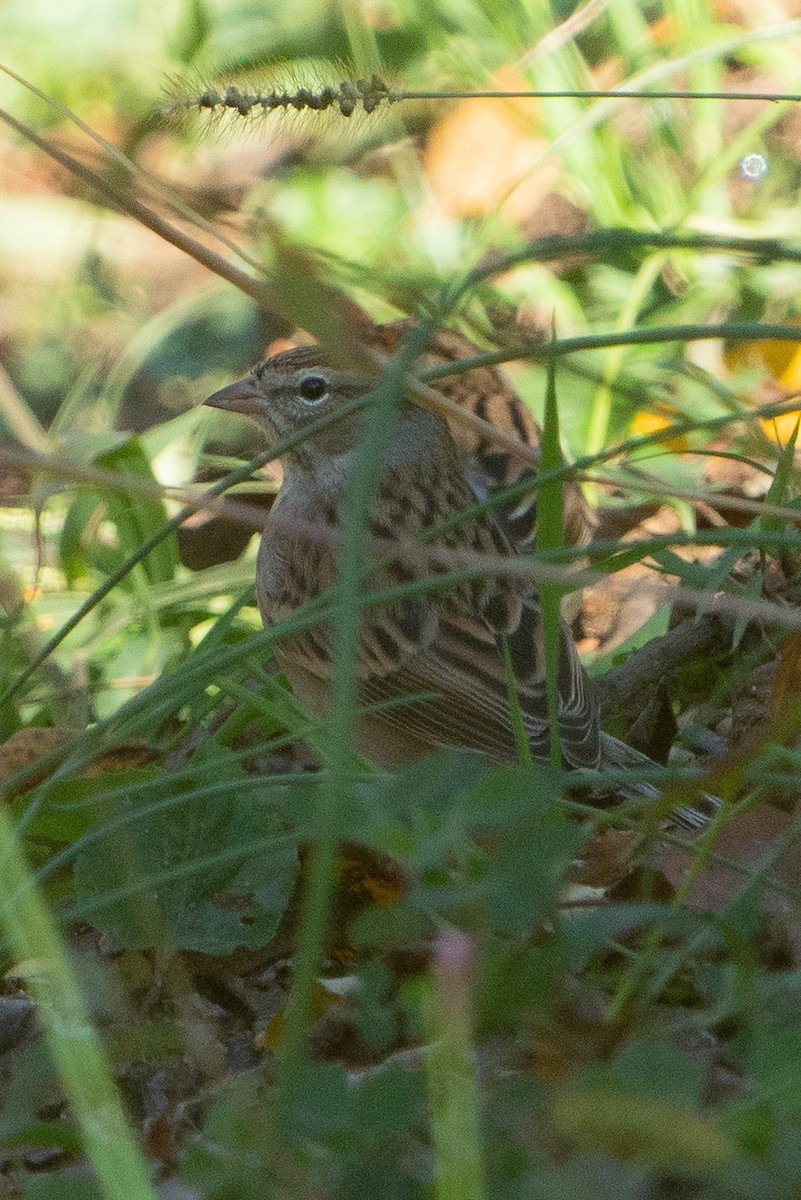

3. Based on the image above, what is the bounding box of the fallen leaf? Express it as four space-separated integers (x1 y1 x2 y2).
423 67 557 222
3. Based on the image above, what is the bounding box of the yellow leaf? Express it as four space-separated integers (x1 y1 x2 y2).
423 67 556 221
760 410 801 445
725 320 801 390
630 410 688 450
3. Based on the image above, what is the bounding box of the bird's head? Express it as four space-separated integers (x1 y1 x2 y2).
205 346 395 463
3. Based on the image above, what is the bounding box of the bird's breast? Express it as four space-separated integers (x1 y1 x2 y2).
255 485 340 628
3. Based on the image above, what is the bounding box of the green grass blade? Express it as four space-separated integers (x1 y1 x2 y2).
0 806 158 1200
537 339 566 766
273 324 431 1124
424 932 486 1200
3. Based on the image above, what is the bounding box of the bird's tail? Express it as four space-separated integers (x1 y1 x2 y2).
598 732 719 833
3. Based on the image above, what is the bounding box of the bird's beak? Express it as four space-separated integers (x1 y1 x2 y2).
204 376 264 417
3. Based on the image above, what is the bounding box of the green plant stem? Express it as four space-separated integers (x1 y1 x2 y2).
423 935 486 1200
0 105 285 320
538 351 567 766
421 321 801 377
500 638 533 766
273 329 429 1125
455 229 801 297
642 801 801 1011
0 62 267 277
0 807 158 1200
0 386 383 709
584 253 667 485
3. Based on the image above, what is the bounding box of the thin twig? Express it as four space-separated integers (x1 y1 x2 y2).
0 105 285 317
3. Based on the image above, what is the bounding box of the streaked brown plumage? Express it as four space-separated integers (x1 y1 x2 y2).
364 321 595 553
205 342 599 769
204 336 714 828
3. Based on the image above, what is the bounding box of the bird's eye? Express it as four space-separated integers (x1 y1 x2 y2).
297 374 330 404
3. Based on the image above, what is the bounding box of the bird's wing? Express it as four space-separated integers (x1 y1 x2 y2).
355 600 600 768
269 460 601 769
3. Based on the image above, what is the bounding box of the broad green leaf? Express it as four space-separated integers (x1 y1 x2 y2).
73 747 298 953
58 436 176 587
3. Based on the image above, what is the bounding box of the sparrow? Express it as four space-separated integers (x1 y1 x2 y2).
204 335 714 829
